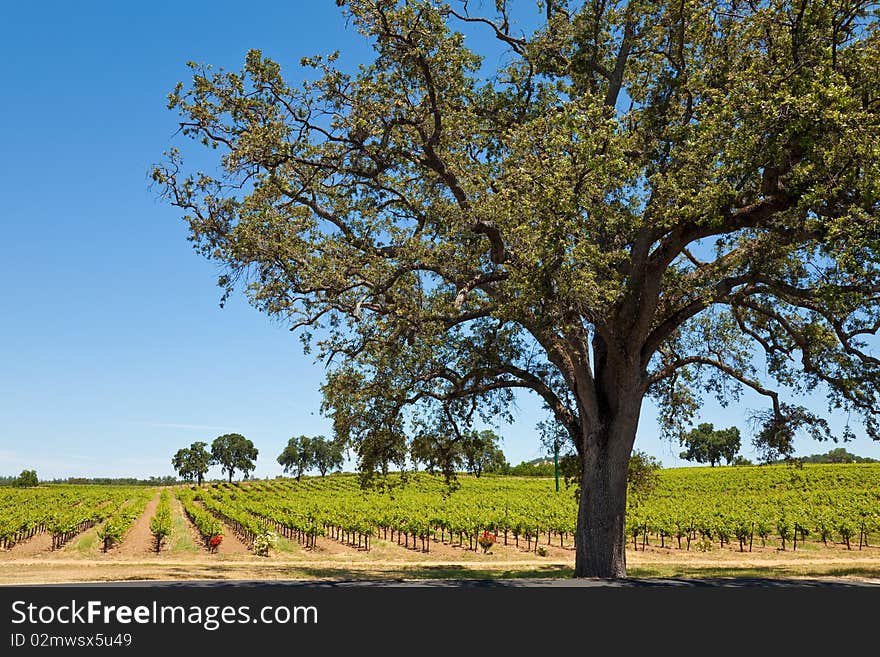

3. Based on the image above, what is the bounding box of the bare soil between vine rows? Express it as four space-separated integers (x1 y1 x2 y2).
2 535 878 584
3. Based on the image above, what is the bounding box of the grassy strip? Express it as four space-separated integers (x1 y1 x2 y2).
65 529 100 555
168 506 200 554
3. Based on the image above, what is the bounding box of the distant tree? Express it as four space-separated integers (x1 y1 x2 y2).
278 435 316 480
627 451 661 507
12 469 38 488
410 431 463 475
801 448 877 464
680 423 742 467
51 476 177 486
460 429 507 477
355 426 408 484
171 441 212 485
732 456 754 466
311 436 345 476
173 449 194 483
508 460 556 477
148 475 181 486
211 433 258 482
480 445 509 475
409 411 473 483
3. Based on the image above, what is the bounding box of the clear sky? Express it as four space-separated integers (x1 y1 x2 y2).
1 1 877 481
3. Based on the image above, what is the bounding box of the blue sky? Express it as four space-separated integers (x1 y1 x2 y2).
1 1 877 481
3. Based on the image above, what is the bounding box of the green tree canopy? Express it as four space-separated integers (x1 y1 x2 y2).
13 469 38 488
211 433 258 482
277 435 316 480
680 423 742 466
411 429 463 477
310 436 346 476
171 441 212 485
411 424 507 479
154 0 880 577
627 450 662 506
460 429 508 477
800 447 877 463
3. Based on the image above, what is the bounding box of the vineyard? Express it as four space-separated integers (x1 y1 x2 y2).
182 463 880 555
1 463 879 581
629 464 880 552
0 486 152 551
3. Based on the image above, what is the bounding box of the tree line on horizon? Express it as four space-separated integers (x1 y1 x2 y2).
169 429 878 485
0 443 874 488
170 429 511 483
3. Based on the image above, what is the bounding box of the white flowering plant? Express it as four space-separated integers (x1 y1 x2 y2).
253 529 278 557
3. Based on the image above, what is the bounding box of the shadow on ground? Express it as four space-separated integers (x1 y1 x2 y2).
46 574 879 588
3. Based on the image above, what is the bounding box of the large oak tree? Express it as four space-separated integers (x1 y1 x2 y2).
172 441 212 485
211 433 258 482
153 0 880 577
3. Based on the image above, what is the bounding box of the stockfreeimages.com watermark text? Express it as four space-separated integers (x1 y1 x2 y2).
10 599 317 632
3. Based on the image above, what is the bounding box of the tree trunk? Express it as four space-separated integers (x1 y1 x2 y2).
574 409 638 578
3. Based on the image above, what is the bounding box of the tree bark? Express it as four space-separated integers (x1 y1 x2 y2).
574 401 640 578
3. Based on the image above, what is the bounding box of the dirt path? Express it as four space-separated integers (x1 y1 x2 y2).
379 532 471 560
2 531 53 557
310 535 361 556
114 492 161 557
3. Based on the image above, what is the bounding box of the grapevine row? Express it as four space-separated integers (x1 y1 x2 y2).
195 464 880 555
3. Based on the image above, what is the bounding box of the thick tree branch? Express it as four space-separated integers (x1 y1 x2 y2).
649 193 796 269
605 19 635 108
646 355 781 417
